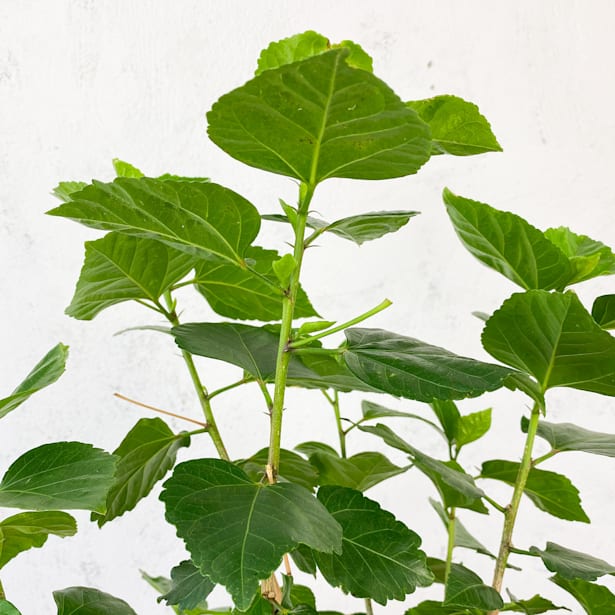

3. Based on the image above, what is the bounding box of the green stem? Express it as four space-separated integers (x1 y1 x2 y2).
267 183 315 476
444 507 456 585
489 402 541 612
289 299 392 349
508 546 537 557
208 377 253 400
532 449 559 466
483 494 507 514
364 598 374 615
324 390 346 458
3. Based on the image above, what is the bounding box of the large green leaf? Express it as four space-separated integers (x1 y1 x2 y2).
444 563 503 610
443 189 572 290
160 458 342 610
0 344 68 419
343 328 515 402
160 560 215 611
405 602 477 615
407 95 501 156
521 416 615 458
592 295 615 329
208 49 431 184
92 418 190 527
529 542 615 581
0 511 76 568
552 576 615 614
313 486 433 604
480 460 589 522
47 178 260 266
195 246 317 321
53 587 137 615
66 233 196 319
0 442 117 513
482 290 615 396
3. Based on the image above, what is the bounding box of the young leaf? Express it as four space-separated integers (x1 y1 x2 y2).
159 560 215 611
256 31 331 74
444 563 503 610
0 511 76 569
66 233 196 320
551 576 615 615
0 343 68 420
0 442 117 513
521 416 615 458
207 49 431 184
455 408 491 448
480 460 589 522
443 189 572 290
160 458 342 610
343 328 515 402
112 158 144 178
592 295 615 329
407 95 502 156
313 486 433 604
52 181 87 203
47 178 260 266
501 593 570 613
53 587 137 615
429 400 461 443
92 418 190 527
272 253 298 287
529 542 615 581
482 290 615 396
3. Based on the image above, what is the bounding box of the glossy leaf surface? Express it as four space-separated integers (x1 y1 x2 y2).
482 290 615 396
0 442 117 513
314 486 433 604
592 295 615 329
208 49 431 183
47 178 260 266
407 95 501 156
530 542 615 581
161 458 342 610
0 344 68 420
159 560 215 610
552 576 615 614
92 418 190 526
444 563 503 610
0 511 76 568
54 587 137 615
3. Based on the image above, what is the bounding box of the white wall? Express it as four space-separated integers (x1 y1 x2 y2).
1 1 614 613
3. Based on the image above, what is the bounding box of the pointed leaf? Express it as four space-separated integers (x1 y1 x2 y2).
0 511 76 569
295 442 339 458
480 460 589 522
501 593 570 613
552 576 615 614
407 95 501 156
406 601 478 614
0 344 68 419
160 560 215 610
112 159 144 178
313 486 433 604
429 400 461 443
47 178 260 266
482 290 615 396
160 458 342 610
592 295 615 329
456 409 491 448
444 563 503 610
92 418 190 527
256 31 331 74
238 448 319 491
443 189 572 290
530 542 615 581
67 233 196 320
53 587 137 615
272 254 298 287
344 327 515 402
53 181 87 202
0 442 117 513
208 49 431 184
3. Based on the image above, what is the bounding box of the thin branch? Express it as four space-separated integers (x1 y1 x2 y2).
114 392 208 428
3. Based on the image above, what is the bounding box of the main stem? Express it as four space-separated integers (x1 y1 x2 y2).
267 183 315 476
488 402 541 613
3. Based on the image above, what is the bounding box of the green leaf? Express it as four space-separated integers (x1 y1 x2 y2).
290 544 317 575
0 442 117 513
552 576 615 614
405 601 477 615
530 542 615 581
289 583 316 609
456 408 491 448
295 442 339 458
272 253 298 287
443 189 572 290
344 327 515 402
53 181 88 203
208 49 431 184
480 460 589 522
297 321 336 336
444 563 503 610
313 486 433 604
522 416 615 458
0 511 76 568
544 227 615 284
308 451 406 491
140 569 173 596
160 560 215 610
0 601 21 615
47 178 260 266
160 458 342 610
501 592 570 613
482 290 615 396
238 447 319 491
112 158 144 178
592 295 615 329
256 31 331 74
0 343 68 420
429 400 461 443
53 587 137 615
407 95 501 156
66 233 196 320
92 418 190 526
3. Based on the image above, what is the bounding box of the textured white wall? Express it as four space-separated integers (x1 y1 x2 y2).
1 1 615 613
